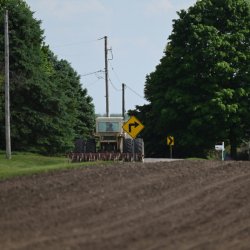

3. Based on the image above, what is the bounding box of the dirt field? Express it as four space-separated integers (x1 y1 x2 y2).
1 160 250 250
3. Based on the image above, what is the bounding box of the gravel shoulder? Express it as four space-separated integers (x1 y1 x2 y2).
1 160 250 250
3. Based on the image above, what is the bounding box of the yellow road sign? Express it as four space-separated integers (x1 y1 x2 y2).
167 136 174 146
123 116 145 138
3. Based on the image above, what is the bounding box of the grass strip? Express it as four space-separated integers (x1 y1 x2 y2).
0 151 115 180
184 158 207 161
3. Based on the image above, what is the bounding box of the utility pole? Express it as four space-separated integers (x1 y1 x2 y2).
122 83 125 121
4 8 11 159
104 36 110 117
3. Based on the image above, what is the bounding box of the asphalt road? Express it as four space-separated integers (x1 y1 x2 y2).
144 158 183 162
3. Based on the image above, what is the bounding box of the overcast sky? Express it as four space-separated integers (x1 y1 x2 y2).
28 0 197 114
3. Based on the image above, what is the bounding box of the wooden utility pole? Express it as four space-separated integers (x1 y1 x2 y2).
104 36 110 117
4 8 11 159
122 83 125 120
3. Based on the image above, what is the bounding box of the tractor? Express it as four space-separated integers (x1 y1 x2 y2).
70 116 144 162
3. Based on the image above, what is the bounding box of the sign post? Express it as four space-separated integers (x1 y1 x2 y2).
133 138 135 161
167 136 174 159
122 116 145 162
215 142 225 161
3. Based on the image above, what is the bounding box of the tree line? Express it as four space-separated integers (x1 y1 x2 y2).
128 0 250 159
0 0 95 155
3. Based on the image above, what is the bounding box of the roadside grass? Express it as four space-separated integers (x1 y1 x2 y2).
184 158 208 161
0 151 115 180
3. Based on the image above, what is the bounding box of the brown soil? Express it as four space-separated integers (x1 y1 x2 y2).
1 160 250 250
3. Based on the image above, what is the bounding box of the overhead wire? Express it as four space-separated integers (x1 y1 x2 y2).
51 38 101 48
81 70 104 77
56 43 101 57
82 78 101 87
126 85 147 100
109 60 122 85
109 76 122 91
108 61 147 100
51 36 147 100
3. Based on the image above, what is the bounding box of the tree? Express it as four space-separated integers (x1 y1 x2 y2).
47 51 96 139
0 0 95 154
129 0 250 159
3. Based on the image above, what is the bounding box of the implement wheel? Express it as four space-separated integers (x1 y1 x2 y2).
134 138 144 154
75 139 85 153
123 138 132 153
86 138 96 153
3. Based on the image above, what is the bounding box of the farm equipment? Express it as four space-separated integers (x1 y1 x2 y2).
67 37 145 163
67 117 145 162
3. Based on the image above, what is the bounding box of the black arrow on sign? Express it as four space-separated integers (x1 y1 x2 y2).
129 122 139 132
168 137 173 145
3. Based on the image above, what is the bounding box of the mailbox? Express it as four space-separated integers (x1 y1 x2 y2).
215 142 225 161
215 145 223 150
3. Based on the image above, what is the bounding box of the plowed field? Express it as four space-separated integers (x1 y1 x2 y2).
1 160 250 250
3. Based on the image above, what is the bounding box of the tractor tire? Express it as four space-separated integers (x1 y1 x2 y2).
74 139 85 153
86 138 96 153
134 138 144 154
123 138 132 153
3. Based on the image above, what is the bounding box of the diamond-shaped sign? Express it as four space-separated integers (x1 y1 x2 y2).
122 116 144 138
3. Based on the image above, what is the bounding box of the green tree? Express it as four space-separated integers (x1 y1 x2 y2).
0 0 95 154
129 0 250 159
128 46 177 158
47 51 95 139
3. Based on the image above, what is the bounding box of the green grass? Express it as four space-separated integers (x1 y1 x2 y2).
0 151 114 180
184 158 208 161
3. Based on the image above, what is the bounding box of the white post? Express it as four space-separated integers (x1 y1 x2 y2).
215 142 224 161
222 142 224 161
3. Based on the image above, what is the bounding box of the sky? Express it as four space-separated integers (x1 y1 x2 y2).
28 0 197 114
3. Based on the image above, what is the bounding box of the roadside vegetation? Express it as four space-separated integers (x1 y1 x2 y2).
0 151 114 180
185 158 207 161
129 0 250 160
0 0 95 156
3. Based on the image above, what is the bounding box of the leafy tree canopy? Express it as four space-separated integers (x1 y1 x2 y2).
47 50 95 139
129 0 250 159
0 0 95 155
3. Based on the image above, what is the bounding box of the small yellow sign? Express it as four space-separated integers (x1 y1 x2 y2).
167 137 174 146
123 116 145 138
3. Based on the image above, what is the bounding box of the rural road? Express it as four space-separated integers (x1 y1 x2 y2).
144 158 183 162
1 160 250 250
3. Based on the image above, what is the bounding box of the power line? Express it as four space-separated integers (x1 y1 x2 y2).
56 44 101 57
109 60 122 85
108 61 146 100
126 85 146 100
51 38 100 48
109 76 122 91
83 78 101 87
81 70 104 77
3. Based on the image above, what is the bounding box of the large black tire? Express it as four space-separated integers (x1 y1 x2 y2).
74 139 85 153
86 138 96 153
134 138 144 154
123 138 132 153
